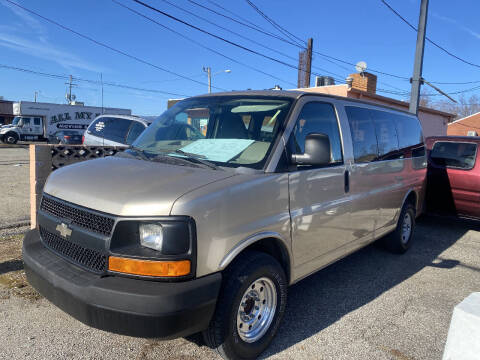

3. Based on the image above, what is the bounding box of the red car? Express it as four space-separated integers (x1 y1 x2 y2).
426 136 480 219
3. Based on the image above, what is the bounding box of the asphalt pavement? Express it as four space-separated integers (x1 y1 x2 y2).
1 215 479 359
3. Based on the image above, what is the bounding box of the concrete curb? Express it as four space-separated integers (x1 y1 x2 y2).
0 220 31 230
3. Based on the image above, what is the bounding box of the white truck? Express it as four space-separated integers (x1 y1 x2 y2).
0 101 131 144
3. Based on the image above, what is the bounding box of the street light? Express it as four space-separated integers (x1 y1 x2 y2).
203 67 231 93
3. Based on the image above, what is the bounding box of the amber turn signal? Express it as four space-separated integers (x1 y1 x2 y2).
108 256 191 277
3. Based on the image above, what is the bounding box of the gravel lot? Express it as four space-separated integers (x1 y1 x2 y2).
1 215 479 359
0 146 30 230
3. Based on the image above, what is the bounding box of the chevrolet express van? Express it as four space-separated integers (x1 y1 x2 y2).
23 91 426 360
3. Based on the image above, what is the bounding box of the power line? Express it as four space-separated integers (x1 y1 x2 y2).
186 0 410 81
131 0 349 85
113 0 297 87
3 0 228 92
381 0 480 70
153 0 345 80
244 0 306 47
0 64 190 97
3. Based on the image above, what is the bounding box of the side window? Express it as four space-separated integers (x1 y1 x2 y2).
33 118 41 126
370 110 400 159
23 117 31 126
103 118 132 143
345 107 378 163
394 114 423 150
88 118 106 137
430 142 477 169
126 122 146 145
291 102 343 165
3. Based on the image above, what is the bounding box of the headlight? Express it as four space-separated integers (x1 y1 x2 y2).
139 223 164 251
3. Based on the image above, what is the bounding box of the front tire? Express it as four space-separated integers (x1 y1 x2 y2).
203 251 287 360
4 132 18 144
384 202 416 253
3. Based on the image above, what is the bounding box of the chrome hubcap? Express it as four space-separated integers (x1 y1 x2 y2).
236 277 277 343
401 213 412 244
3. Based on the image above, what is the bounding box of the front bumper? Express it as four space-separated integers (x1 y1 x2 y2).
23 229 222 339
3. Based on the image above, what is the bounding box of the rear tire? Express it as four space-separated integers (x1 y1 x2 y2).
384 202 416 253
4 132 18 144
203 251 287 360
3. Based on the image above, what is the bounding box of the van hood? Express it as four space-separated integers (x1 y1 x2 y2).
43 156 235 216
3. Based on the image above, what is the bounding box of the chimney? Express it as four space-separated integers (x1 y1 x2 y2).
349 72 377 94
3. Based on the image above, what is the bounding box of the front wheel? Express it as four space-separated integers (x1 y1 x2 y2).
4 132 18 144
203 251 287 360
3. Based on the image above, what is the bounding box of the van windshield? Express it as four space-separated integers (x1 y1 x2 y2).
131 96 293 169
12 117 21 126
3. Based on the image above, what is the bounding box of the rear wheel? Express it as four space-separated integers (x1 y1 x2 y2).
4 132 18 144
203 251 287 360
384 202 416 253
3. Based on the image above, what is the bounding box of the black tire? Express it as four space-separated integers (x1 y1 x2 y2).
203 251 288 360
4 132 18 144
384 202 416 253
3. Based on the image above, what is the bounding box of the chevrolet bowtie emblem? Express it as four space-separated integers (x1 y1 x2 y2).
56 223 72 238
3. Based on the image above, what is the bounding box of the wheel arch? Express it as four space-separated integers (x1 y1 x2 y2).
219 232 292 284
402 189 418 214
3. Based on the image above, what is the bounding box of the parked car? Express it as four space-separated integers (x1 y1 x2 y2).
23 91 426 360
83 115 151 146
426 136 480 219
47 130 83 144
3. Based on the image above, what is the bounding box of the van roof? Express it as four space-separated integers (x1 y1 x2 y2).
189 90 418 117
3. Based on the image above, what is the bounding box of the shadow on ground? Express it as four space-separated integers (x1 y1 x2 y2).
257 215 478 357
0 259 24 275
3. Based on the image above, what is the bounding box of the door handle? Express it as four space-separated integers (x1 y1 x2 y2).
344 170 350 193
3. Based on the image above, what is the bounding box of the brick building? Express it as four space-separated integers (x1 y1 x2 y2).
297 72 455 137
447 112 480 136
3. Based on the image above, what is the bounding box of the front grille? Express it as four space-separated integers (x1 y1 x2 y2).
40 196 114 236
39 226 107 273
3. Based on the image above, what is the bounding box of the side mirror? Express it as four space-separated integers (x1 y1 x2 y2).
292 133 331 166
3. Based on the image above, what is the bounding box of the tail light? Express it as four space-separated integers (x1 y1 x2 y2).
82 135 85 144
64 136 71 139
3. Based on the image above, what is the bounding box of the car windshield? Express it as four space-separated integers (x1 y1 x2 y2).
12 117 21 126
131 96 293 169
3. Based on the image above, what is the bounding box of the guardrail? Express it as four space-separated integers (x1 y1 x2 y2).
29 145 127 229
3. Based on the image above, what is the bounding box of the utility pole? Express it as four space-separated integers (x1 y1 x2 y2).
100 73 104 114
34 91 37 102
203 66 212 93
409 0 429 115
65 75 77 104
305 38 313 88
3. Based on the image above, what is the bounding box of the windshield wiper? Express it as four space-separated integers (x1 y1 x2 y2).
129 146 150 161
173 149 220 170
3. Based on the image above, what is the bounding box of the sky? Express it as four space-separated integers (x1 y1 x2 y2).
0 0 479 116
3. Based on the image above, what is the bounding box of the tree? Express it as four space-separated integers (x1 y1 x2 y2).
436 94 480 120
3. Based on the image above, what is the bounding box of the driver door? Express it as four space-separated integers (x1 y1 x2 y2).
288 101 351 275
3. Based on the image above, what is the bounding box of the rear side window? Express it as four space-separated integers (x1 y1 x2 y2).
34 118 41 126
23 117 31 126
88 118 106 137
394 114 423 150
103 118 132 143
430 142 477 169
291 102 343 164
126 122 146 145
370 110 400 159
345 107 378 163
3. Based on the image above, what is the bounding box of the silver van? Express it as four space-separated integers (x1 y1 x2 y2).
83 114 151 146
23 91 426 360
